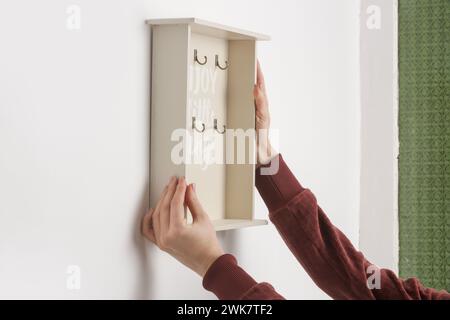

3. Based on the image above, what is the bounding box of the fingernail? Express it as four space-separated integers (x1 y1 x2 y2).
192 183 196 192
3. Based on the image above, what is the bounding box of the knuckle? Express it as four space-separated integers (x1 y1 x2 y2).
161 202 169 210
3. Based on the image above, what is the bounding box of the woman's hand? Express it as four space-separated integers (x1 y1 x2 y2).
254 61 278 166
142 176 224 277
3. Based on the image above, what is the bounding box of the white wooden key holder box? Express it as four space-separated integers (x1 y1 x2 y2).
147 18 270 231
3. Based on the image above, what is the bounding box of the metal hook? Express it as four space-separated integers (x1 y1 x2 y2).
194 49 207 65
192 117 206 133
214 119 226 134
215 54 229 70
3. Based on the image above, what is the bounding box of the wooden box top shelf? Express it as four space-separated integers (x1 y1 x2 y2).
146 17 271 41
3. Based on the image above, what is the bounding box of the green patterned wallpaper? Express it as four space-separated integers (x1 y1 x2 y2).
398 0 450 290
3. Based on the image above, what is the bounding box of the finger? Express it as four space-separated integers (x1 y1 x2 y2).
254 85 265 103
170 177 187 228
253 84 261 100
256 60 266 91
186 183 207 222
142 208 156 243
160 176 178 234
254 86 268 117
152 186 167 245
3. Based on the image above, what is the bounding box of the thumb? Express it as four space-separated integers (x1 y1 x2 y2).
186 184 207 222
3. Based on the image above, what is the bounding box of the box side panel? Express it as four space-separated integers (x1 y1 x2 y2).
150 25 190 208
225 40 257 220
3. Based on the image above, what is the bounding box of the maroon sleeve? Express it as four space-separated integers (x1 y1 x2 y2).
203 154 449 300
202 254 284 300
255 154 450 300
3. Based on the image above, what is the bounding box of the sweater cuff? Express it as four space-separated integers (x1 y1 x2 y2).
255 154 305 212
202 254 257 300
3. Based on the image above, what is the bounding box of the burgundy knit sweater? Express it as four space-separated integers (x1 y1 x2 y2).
202 155 450 300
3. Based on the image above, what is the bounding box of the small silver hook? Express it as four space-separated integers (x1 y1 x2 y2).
194 49 207 65
215 54 229 70
214 119 226 134
192 117 206 133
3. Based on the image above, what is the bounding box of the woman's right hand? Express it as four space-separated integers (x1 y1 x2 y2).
254 61 277 166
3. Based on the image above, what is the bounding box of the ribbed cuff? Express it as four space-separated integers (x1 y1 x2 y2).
255 154 305 212
202 254 257 300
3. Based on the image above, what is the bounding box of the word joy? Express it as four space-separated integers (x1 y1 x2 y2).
189 65 218 95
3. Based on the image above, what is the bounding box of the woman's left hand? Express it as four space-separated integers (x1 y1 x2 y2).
142 176 224 277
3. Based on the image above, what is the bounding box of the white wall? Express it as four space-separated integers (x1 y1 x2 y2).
0 0 360 299
359 0 398 272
